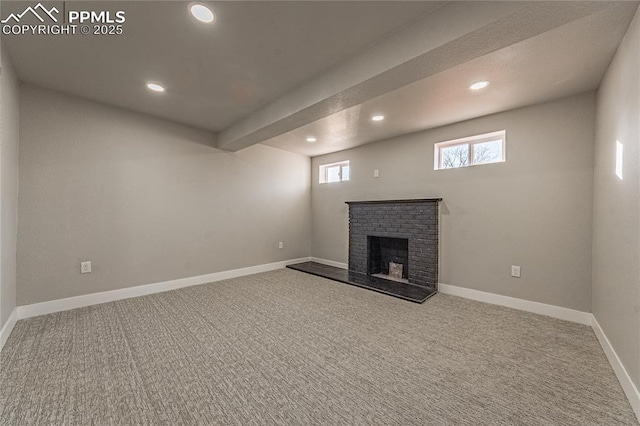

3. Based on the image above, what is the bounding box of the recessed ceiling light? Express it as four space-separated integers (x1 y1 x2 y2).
190 3 215 24
306 136 317 143
469 81 489 90
371 115 385 122
146 83 165 93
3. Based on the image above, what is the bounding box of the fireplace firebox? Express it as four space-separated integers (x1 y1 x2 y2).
367 236 409 282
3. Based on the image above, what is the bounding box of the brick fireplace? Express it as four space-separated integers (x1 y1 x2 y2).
346 199 441 290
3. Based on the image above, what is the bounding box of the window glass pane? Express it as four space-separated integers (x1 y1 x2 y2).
341 165 350 181
440 144 469 169
326 165 341 183
473 139 503 165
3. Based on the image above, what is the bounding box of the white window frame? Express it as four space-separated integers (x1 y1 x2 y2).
319 160 350 184
434 130 506 170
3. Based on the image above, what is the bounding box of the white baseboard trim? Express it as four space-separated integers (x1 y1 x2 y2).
6 261 639 419
438 283 592 325
306 263 591 325
438 282 638 417
310 257 348 269
0 308 18 351
591 316 640 420
17 257 311 320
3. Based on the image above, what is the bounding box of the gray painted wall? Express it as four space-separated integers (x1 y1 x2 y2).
0 48 20 329
593 7 640 390
17 85 311 306
311 92 595 312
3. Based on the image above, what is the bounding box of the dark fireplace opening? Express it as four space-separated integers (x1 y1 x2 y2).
367 236 409 283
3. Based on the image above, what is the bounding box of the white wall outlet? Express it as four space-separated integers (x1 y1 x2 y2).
81 261 92 274
511 265 521 278
374 169 380 178
278 242 284 249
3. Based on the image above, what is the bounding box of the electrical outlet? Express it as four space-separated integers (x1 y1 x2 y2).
81 261 92 274
374 169 380 178
278 242 284 249
511 265 521 278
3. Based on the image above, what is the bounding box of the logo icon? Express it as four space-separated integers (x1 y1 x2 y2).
1 3 59 24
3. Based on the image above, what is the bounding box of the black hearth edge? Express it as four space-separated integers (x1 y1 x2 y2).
288 198 442 303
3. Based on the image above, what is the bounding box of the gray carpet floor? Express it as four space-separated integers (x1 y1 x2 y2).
1 269 637 425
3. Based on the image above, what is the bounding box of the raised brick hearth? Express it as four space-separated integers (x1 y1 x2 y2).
347 199 441 290
287 198 441 303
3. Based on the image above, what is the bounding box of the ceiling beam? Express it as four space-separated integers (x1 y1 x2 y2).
216 1 613 152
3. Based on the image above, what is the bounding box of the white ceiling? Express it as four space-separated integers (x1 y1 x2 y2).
2 1 638 156
2 1 443 131
263 4 636 156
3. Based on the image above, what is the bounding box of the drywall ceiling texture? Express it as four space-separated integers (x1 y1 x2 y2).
592 6 640 393
0 48 20 329
265 3 636 157
222 1 635 152
1 0 442 131
311 93 596 312
3 1 636 155
16 86 311 306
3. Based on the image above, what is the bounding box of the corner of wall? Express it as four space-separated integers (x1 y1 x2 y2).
591 4 640 416
0 44 20 335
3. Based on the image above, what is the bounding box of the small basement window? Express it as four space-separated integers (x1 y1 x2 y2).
434 130 506 170
319 160 350 184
